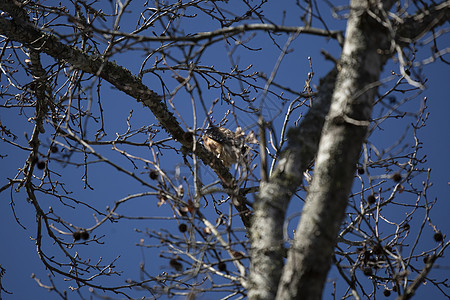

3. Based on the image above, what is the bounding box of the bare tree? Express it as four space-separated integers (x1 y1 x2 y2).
0 0 449 299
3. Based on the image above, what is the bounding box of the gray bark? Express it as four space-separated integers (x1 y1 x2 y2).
275 0 449 298
248 0 450 298
1 0 448 299
0 0 253 228
275 1 390 298
248 69 336 299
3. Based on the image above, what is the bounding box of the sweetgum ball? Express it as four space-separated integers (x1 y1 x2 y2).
37 161 45 169
178 223 187 233
434 232 443 242
73 231 81 241
80 231 89 240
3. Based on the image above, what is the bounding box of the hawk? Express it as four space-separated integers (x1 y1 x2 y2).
203 126 250 168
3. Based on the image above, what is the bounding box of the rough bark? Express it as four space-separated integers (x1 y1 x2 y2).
275 1 390 298
274 2 450 296
0 0 252 227
248 1 450 298
1 1 449 299
248 70 336 299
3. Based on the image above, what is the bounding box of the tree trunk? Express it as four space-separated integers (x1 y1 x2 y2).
276 1 390 298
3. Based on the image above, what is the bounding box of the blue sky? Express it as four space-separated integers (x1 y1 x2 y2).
1 1 449 299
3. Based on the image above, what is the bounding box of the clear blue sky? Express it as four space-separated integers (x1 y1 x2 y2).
1 1 449 299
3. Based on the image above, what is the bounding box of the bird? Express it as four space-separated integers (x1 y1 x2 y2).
202 126 249 168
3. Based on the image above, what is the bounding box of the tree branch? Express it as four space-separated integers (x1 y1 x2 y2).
395 1 450 45
89 22 344 45
0 0 252 228
248 68 337 299
276 0 391 298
